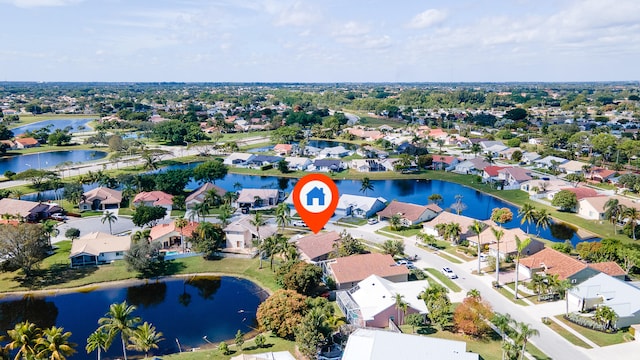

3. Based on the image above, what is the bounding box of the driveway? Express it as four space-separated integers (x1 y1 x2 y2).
52 215 139 243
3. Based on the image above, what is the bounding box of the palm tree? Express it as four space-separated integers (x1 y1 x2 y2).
86 330 112 360
471 143 482 158
446 222 462 245
469 220 485 275
389 214 402 231
435 138 444 154
491 227 504 287
204 189 222 207
37 326 76 360
604 198 623 233
428 193 443 205
192 201 210 222
513 236 531 300
217 204 233 227
394 293 407 325
518 203 537 235
174 218 188 252
275 203 291 233
530 273 546 300
534 209 551 237
101 211 118 235
594 306 618 332
6 321 41 360
127 322 164 358
131 229 151 243
223 191 238 206
360 177 374 196
484 153 495 165
514 321 540 360
466 289 481 299
98 301 141 360
42 219 60 248
251 212 266 268
623 206 640 240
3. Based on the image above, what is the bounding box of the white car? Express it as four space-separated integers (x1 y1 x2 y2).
367 218 379 225
292 220 307 227
442 267 458 279
51 213 67 221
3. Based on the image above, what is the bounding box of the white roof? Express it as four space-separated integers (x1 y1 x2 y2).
70 232 131 257
225 152 254 162
570 273 640 318
342 328 478 360
284 156 311 166
349 275 428 321
337 194 386 212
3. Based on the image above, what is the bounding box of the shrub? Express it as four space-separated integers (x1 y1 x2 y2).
565 313 609 332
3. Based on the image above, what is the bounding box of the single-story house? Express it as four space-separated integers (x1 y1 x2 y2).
14 137 40 149
485 227 544 260
520 179 568 196
246 155 283 168
79 187 122 211
296 231 341 263
559 160 589 175
520 152 541 165
377 200 442 226
283 156 312 171
132 191 174 212
546 187 599 203
424 212 486 242
69 232 131 267
223 152 254 166
223 215 277 250
342 328 478 360
577 195 640 220
308 159 344 172
350 159 384 172
336 194 387 218
327 253 409 290
518 247 598 284
236 189 280 209
588 168 619 183
337 275 428 328
273 143 297 156
0 198 61 222
431 155 460 171
185 183 227 209
568 273 640 328
149 220 199 250
534 156 568 169
318 145 351 158
453 158 490 175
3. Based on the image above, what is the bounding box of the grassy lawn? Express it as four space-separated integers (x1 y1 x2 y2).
374 230 402 239
443 247 475 262
425 268 462 292
543 320 593 348
494 284 530 306
0 245 281 294
381 226 423 237
436 251 463 264
555 315 632 347
336 217 367 226
163 332 295 360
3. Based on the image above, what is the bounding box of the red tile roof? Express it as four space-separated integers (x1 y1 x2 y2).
150 220 199 241
133 191 174 206
519 247 587 280
484 166 509 177
329 253 408 285
588 261 626 277
15 137 39 146
432 155 458 165
560 187 599 200
296 231 341 261
377 200 430 222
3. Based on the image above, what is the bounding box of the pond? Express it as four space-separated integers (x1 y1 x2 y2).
0 150 107 174
10 119 94 135
0 276 266 359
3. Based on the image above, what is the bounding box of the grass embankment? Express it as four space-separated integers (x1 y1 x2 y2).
425 268 462 292
0 242 281 295
555 315 632 347
544 321 593 348
163 332 296 360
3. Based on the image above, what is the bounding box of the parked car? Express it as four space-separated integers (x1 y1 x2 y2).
442 267 458 279
367 218 379 225
292 220 307 227
51 213 67 221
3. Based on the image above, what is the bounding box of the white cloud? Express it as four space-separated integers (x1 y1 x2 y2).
273 1 320 27
332 21 370 37
407 9 447 29
1 0 82 7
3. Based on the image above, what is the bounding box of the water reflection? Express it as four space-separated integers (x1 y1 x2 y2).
126 282 167 308
0 296 58 330
550 222 578 241
186 275 222 300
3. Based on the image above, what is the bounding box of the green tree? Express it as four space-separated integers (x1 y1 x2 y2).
513 236 531 300
405 313 424 333
275 202 291 233
514 321 540 360
420 283 451 330
131 205 166 227
42 219 60 248
594 305 618 332
604 198 623 233
37 326 77 360
491 207 513 227
124 240 164 276
518 203 537 235
278 261 323 296
6 321 41 360
101 211 118 234
217 204 233 227
491 227 504 286
127 322 164 358
257 289 308 339
234 330 244 351
86 330 112 360
428 193 443 205
174 218 188 252
0 223 48 276
65 228 81 241
48 129 72 146
381 239 404 257
623 206 640 240
534 209 551 237
254 333 266 348
97 301 141 360
193 160 228 184
389 214 402 230
276 159 290 173
394 293 407 325
190 222 225 259
551 190 578 212
217 341 229 355
360 177 374 196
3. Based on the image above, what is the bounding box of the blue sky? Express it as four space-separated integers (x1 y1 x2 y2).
1 0 639 82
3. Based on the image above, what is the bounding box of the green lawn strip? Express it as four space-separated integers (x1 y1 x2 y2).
554 315 630 347
436 251 463 264
543 320 593 348
494 285 529 306
380 225 422 237
443 247 475 262
425 268 462 292
163 332 296 360
525 342 553 360
374 230 402 239
337 217 367 226
503 282 546 305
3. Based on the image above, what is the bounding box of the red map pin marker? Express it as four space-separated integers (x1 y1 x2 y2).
292 174 339 234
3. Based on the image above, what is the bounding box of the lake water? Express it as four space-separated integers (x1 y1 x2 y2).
0 276 266 359
0 150 107 174
11 119 94 135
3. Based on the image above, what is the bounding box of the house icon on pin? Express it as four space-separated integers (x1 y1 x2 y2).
306 187 325 206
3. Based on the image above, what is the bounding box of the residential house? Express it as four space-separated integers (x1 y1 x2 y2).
79 187 122 211
14 137 40 149
520 152 541 165
588 168 618 183
498 167 533 189
327 253 409 290
223 215 277 251
246 155 283 168
283 156 312 171
377 200 442 226
482 166 508 183
236 189 280 209
69 232 131 267
347 128 385 141
223 152 254 166
273 143 297 156
559 160 589 175
528 138 545 145
342 328 478 360
499 147 519 161
0 198 61 222
546 187 599 204
479 140 507 154
132 191 174 213
520 179 568 197
380 158 401 171
308 159 344 172
303 145 321 157
0 140 15 149
149 220 199 250
423 212 485 243
185 183 227 209
485 227 544 260
337 275 428 328
577 195 640 220
296 231 341 263
318 145 351 158
431 155 460 171
336 194 387 218
568 273 640 328
518 247 599 284
453 157 490 175
588 262 627 280
350 159 384 172
534 156 568 170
